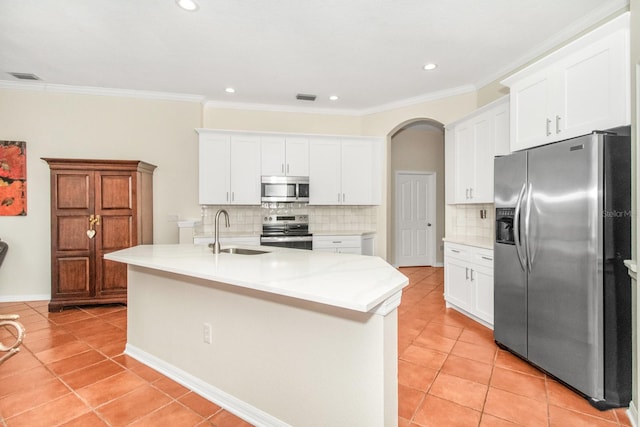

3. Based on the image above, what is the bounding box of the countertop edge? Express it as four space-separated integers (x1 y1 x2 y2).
442 237 493 250
105 244 407 314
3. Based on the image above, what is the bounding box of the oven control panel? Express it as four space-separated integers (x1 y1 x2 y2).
263 214 308 225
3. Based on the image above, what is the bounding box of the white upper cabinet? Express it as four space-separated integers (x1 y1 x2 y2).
309 138 342 204
197 131 261 205
198 130 382 206
261 136 309 176
503 13 630 151
445 96 510 204
309 137 382 205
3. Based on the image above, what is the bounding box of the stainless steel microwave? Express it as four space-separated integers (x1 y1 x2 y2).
261 176 309 203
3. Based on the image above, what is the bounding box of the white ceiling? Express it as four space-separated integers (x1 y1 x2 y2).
0 0 629 114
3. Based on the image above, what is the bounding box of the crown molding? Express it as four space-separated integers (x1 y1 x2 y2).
2 77 474 115
359 85 477 115
0 80 205 103
474 0 629 90
205 84 476 117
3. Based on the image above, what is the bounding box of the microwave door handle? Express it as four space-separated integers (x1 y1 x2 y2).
513 183 527 271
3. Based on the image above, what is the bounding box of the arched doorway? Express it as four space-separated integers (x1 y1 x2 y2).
388 118 445 267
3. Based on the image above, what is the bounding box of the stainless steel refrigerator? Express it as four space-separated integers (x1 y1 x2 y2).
493 130 631 409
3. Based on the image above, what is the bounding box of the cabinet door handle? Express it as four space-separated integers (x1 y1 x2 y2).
469 188 473 199
470 269 475 281
287 164 290 174
465 267 469 280
342 193 346 202
546 118 552 136
451 249 461 253
555 115 561 134
226 192 229 202
232 192 235 202
465 188 469 199
481 256 493 261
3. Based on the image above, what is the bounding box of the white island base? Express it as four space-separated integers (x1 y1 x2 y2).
107 244 408 427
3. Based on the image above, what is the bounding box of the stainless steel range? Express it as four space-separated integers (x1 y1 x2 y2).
260 214 312 250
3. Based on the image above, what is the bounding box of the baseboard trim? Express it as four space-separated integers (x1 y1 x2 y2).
0 295 49 303
125 344 291 427
627 400 638 427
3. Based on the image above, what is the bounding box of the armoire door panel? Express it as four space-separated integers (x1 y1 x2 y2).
100 216 132 249
98 258 128 294
98 174 133 210
56 258 90 295
57 216 92 251
55 174 91 209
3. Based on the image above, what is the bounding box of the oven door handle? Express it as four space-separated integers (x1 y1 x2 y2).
260 236 313 243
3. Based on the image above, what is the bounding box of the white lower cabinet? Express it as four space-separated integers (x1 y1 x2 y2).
444 242 494 327
313 235 370 254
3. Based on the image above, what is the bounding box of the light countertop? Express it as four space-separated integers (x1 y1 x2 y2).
442 236 493 250
105 244 408 313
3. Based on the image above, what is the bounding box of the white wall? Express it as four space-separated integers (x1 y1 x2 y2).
203 106 363 135
390 124 445 265
0 88 476 300
0 88 202 299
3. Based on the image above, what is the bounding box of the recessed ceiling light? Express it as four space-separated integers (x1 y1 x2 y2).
225 87 235 94
176 0 199 11
423 63 438 71
329 95 339 101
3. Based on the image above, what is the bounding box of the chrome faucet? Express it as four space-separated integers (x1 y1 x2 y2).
211 209 230 254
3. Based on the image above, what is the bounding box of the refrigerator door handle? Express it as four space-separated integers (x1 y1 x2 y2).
524 182 533 273
513 183 527 271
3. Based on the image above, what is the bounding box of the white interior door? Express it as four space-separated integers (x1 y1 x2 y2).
395 172 435 267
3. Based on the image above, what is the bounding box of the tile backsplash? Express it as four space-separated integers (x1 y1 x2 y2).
445 203 494 240
197 204 377 236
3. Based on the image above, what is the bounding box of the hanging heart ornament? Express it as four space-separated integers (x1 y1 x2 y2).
86 230 96 239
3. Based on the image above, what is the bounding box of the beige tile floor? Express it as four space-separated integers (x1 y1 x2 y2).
0 266 632 426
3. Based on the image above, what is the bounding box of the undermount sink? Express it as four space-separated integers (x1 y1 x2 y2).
218 247 269 255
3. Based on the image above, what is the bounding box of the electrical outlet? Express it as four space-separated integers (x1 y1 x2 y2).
203 323 212 344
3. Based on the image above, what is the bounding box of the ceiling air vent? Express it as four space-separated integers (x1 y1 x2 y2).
8 72 41 80
296 93 316 101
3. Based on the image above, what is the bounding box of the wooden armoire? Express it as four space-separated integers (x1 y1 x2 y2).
43 159 156 312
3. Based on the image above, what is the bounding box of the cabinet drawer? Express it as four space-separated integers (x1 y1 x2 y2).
313 235 361 249
444 242 472 261
473 248 494 268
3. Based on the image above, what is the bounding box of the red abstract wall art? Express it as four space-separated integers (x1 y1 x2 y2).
0 141 27 216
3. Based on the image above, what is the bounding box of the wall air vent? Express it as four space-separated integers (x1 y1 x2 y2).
296 93 316 101
8 72 41 80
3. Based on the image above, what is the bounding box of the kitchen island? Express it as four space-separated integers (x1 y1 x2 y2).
105 244 408 427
